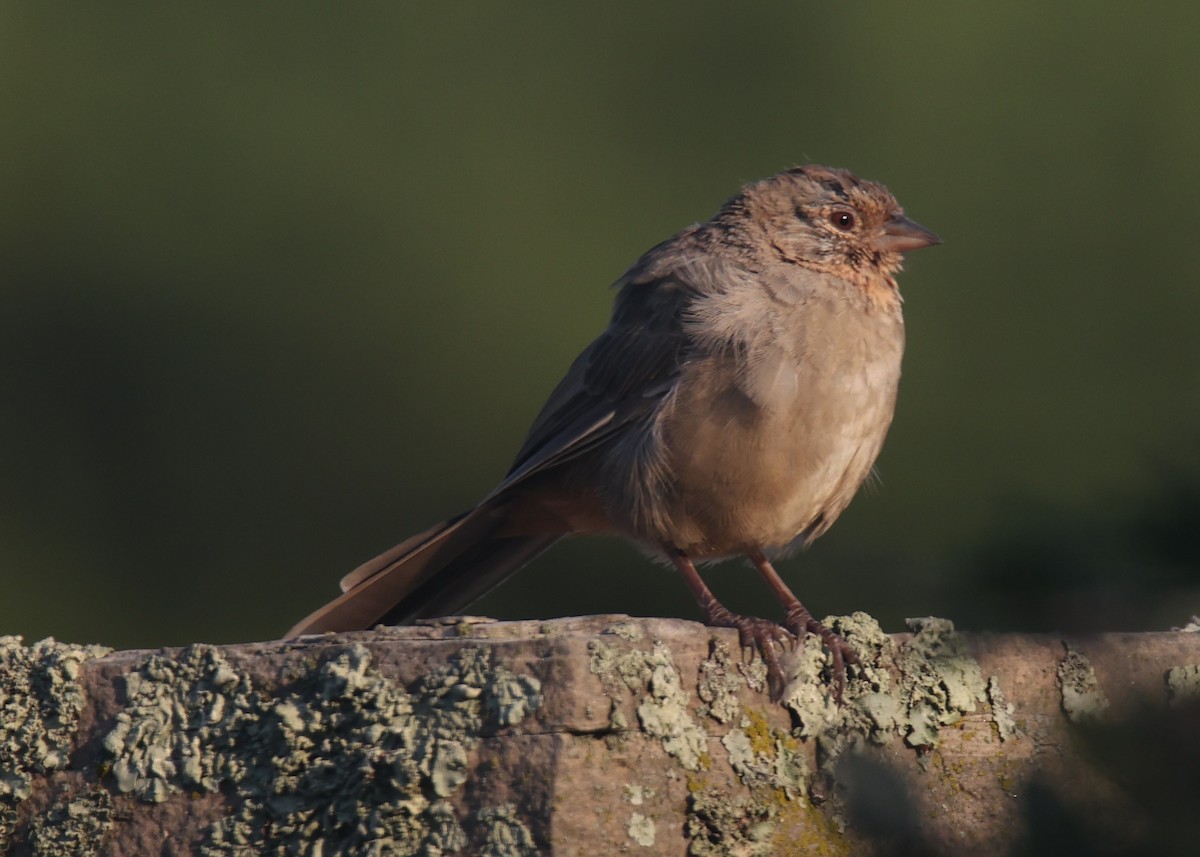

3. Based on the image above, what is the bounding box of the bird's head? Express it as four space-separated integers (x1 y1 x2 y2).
718 165 940 284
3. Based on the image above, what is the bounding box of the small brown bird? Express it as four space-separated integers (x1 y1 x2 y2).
289 166 939 693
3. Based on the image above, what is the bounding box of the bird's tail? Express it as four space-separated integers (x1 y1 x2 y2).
286 501 560 636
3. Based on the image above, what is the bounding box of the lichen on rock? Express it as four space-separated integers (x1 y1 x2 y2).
589 636 709 770
604 620 645 643
637 642 709 771
101 640 541 855
0 637 110 795
0 636 110 847
697 639 742 724
897 616 987 748
783 611 903 769
1057 646 1109 723
685 786 777 857
987 675 1018 741
774 610 1000 840
103 644 262 803
1166 664 1200 705
485 663 543 728
721 709 807 799
477 803 538 857
27 789 113 857
206 644 535 855
690 614 899 853
588 638 652 696
627 811 656 847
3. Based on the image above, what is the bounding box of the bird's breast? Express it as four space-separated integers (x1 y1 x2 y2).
646 290 904 556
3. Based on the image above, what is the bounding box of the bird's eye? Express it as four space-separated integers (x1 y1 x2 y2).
830 211 856 231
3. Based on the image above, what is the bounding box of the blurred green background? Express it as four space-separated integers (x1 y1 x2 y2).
2 4 1197 650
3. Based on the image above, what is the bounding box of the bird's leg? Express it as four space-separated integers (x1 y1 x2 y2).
747 551 859 700
667 549 794 697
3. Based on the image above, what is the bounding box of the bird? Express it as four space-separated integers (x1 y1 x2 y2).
288 165 939 696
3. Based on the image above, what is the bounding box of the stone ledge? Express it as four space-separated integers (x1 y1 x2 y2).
2 615 1199 855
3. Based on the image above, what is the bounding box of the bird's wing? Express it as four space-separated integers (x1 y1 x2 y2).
488 244 710 499
291 242 719 635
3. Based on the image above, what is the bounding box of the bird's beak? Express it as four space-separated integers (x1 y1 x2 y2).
875 214 941 253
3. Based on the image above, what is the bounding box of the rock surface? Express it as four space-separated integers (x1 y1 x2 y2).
2 615 1199 855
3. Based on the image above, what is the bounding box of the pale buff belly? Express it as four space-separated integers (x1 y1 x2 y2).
651 347 900 557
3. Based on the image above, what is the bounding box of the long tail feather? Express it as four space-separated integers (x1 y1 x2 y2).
287 502 558 636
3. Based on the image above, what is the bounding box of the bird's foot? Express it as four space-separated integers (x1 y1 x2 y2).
785 606 859 702
704 606 796 700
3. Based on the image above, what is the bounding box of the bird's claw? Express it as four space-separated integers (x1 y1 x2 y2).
785 606 859 703
705 607 795 700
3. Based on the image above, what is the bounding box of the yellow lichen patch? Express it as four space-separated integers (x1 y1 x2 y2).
722 709 808 799
774 798 852 857
744 708 776 757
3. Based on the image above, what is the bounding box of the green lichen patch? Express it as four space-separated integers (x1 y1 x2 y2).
624 783 647 805
987 676 1018 741
423 800 470 855
628 811 656 846
0 800 16 854
721 709 807 799
780 612 902 771
103 644 262 802
588 638 653 696
777 610 990 833
1166 664 1200 705
701 614 899 847
637 642 709 771
897 617 987 748
738 655 769 696
1057 646 1109 723
0 636 110 847
685 785 777 857
0 637 110 798
604 620 645 642
697 640 742 724
101 641 541 854
27 789 113 857
781 634 840 740
589 635 710 770
478 803 537 857
205 642 433 853
485 663 543 729
208 645 539 855
785 612 898 745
